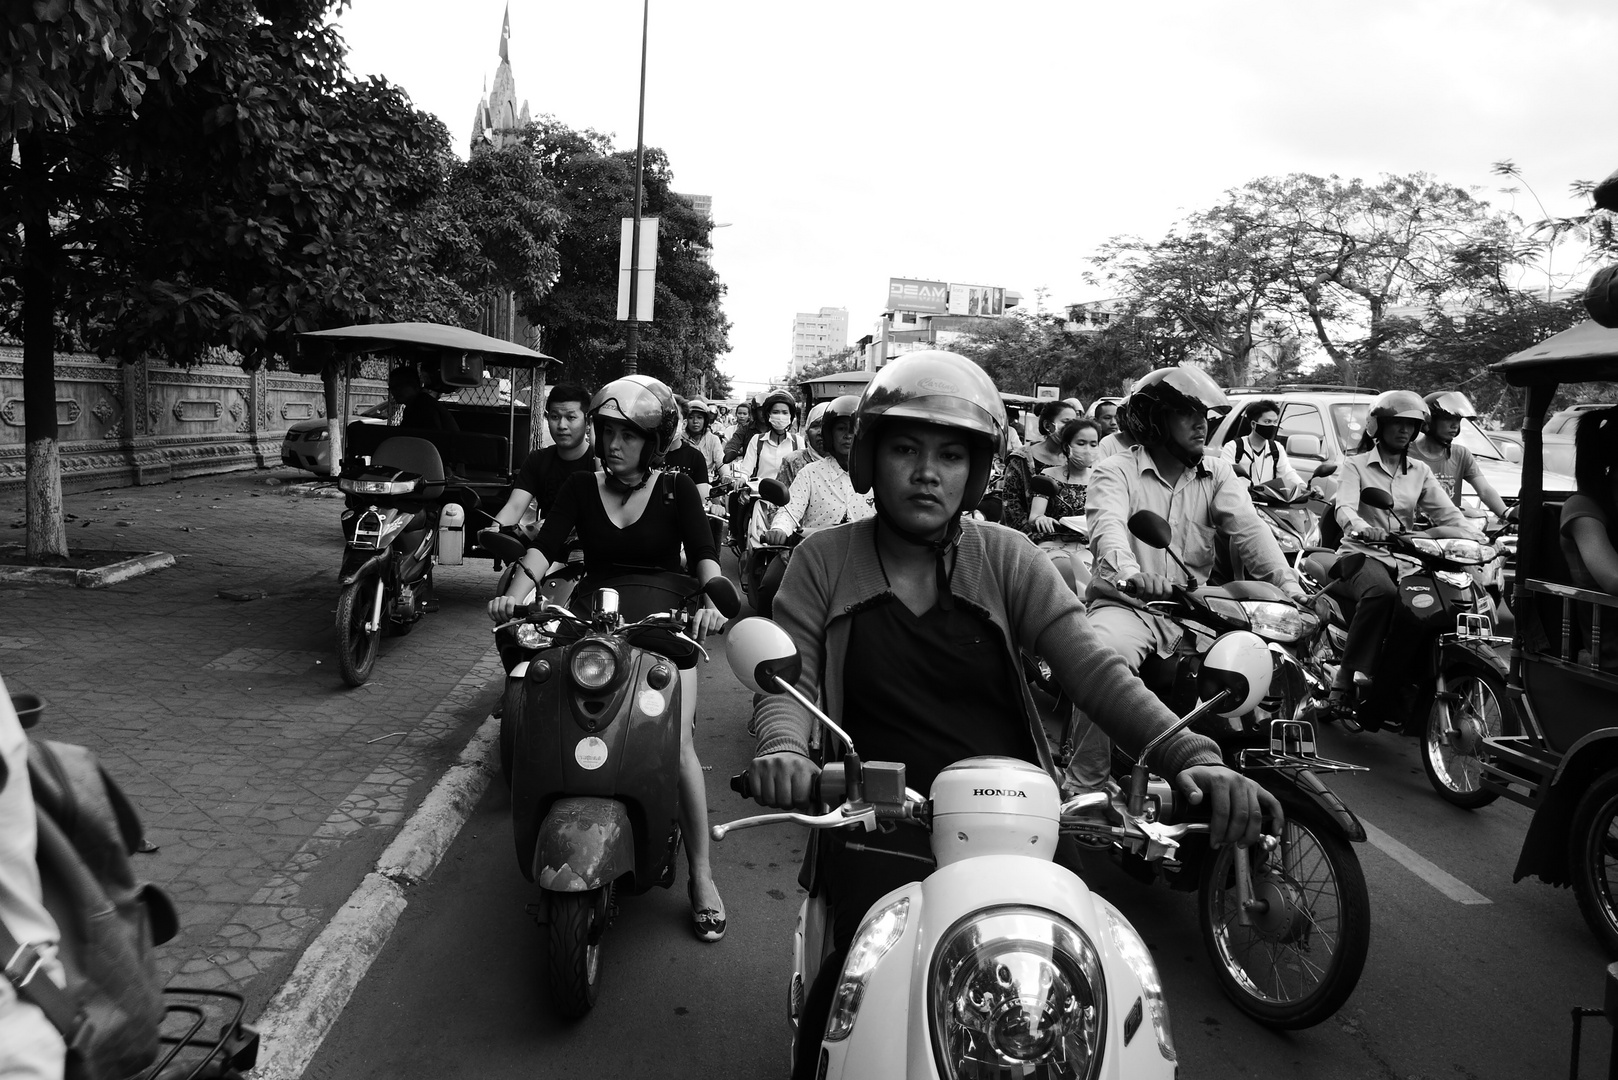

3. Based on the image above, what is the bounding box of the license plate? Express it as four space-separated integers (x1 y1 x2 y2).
1270 719 1318 758
1457 613 1492 639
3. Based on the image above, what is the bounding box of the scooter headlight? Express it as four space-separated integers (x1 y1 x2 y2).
1104 908 1174 1062
1436 538 1489 564
930 908 1105 1080
1241 601 1308 642
515 622 552 650
825 897 908 1041
569 641 618 691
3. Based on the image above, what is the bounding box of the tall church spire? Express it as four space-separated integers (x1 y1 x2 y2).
499 3 510 63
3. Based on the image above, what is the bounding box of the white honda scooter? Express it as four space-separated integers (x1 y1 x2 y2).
715 618 1276 1080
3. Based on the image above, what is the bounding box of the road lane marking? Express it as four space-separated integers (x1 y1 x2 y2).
1359 819 1493 905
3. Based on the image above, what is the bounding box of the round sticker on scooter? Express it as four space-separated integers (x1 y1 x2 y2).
637 688 666 716
1412 593 1435 609
575 736 609 770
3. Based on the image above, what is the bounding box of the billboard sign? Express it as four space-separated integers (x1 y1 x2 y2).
888 277 949 314
1035 384 1061 400
948 284 1006 318
617 217 659 322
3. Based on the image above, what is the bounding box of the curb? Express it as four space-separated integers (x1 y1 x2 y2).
250 715 501 1080
0 550 175 588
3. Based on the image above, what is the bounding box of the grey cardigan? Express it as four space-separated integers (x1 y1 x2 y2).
752 517 1222 783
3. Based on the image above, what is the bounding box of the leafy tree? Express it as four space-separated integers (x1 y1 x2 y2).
791 346 861 383
953 312 1165 403
522 117 730 397
1090 208 1292 386
1225 173 1527 389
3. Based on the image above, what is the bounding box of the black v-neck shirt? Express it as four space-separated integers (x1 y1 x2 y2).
534 470 717 580
841 595 1029 794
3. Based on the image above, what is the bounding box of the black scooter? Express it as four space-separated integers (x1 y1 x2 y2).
334 436 478 686
482 532 741 1018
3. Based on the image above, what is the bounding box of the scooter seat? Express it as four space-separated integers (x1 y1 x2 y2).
1300 547 1338 585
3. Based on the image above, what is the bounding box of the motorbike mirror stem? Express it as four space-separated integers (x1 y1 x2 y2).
1128 690 1233 818
762 675 866 804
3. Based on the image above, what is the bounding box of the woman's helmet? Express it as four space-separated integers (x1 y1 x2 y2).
848 351 1006 512
821 395 860 440
1423 391 1477 421
759 390 800 424
1118 367 1231 465
805 401 830 434
686 398 715 420
589 376 679 470
1363 390 1429 442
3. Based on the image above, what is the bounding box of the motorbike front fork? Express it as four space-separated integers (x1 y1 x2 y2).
367 573 387 634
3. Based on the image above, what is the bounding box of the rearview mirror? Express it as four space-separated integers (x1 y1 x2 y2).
758 478 789 507
703 576 742 619
1232 459 1251 480
479 529 528 564
1312 461 1338 479
1286 433 1323 459
1359 487 1395 512
1501 441 1522 464
726 617 801 695
1127 510 1173 550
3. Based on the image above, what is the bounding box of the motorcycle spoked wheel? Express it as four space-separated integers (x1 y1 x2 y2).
335 577 384 687
1570 769 1618 958
548 884 613 1018
1198 806 1370 1029
1422 653 1515 809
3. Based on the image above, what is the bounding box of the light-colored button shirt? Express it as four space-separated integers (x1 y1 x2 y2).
737 431 802 482
775 457 874 534
1087 445 1298 589
1332 450 1472 568
1221 433 1302 491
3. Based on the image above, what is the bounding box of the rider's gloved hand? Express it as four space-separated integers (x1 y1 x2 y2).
1125 572 1176 600
762 529 791 546
1176 764 1285 849
488 595 521 622
747 752 819 810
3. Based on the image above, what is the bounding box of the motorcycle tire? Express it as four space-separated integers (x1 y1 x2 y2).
335 578 383 688
499 678 522 787
1570 768 1618 957
1198 804 1370 1029
548 886 609 1018
1422 652 1516 810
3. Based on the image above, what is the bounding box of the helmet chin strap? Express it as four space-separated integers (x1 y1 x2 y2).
874 502 962 611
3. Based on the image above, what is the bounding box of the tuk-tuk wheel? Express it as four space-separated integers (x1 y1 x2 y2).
1571 768 1618 958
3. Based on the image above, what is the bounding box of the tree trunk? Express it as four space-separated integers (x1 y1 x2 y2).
20 132 68 561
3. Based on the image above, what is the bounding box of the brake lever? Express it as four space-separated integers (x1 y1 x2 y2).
710 804 875 840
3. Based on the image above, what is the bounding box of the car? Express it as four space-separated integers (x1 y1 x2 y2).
280 401 393 475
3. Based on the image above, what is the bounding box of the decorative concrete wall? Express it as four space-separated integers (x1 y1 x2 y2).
0 347 378 495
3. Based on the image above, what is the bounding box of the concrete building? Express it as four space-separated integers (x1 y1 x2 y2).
676 193 713 222
790 307 849 376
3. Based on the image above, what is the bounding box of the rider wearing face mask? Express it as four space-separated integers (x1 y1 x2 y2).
1064 367 1310 796
1406 391 1518 524
1026 417 1102 592
1220 399 1303 496
744 352 1283 1080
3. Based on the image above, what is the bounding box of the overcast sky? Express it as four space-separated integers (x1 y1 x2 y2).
335 0 1616 393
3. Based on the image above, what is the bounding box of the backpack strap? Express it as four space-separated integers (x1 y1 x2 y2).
0 916 79 1038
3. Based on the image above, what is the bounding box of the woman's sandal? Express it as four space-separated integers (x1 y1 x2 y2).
688 878 726 943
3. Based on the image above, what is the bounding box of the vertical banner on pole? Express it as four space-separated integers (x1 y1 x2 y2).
616 217 659 322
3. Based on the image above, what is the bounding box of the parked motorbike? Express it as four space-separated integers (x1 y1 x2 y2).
1296 487 1519 809
482 532 741 1018
714 617 1269 1078
1087 510 1371 1029
333 436 478 686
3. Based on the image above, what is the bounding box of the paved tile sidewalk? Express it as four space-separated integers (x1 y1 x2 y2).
2 468 505 1012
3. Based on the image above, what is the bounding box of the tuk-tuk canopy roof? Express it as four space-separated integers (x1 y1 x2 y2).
1494 320 1618 387
299 322 558 367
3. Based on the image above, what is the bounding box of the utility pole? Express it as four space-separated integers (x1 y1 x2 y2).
623 0 650 376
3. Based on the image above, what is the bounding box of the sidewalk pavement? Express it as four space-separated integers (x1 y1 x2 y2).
2 468 506 1016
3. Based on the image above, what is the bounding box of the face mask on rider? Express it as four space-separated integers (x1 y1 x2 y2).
768 413 791 434
1253 423 1280 442
1070 446 1099 468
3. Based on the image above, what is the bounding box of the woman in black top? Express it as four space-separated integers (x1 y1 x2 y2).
490 376 730 941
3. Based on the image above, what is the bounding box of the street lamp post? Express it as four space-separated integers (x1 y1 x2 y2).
623 0 651 376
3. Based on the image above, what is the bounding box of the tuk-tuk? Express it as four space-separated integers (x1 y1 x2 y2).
293 322 558 685
1480 318 1618 954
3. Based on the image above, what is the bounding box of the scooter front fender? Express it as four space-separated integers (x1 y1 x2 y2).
816 854 1175 1080
532 797 635 893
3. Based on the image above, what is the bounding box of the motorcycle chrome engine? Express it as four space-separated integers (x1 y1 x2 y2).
929 757 1060 869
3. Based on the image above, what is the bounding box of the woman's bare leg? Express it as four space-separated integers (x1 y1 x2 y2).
677 666 723 914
